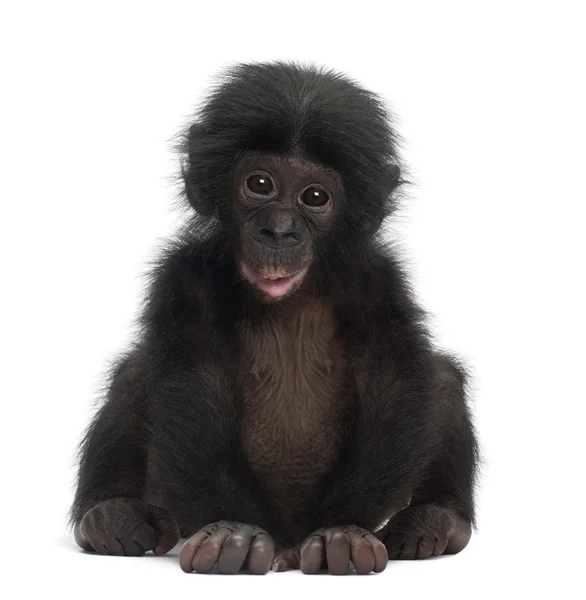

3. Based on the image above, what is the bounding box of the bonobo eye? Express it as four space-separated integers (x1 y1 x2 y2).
301 186 330 208
246 173 274 195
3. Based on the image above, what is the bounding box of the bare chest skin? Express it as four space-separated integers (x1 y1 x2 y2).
238 297 351 511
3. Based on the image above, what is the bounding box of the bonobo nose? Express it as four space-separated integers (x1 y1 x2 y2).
252 208 308 248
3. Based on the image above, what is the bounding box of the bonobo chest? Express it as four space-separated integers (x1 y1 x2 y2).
238 298 351 507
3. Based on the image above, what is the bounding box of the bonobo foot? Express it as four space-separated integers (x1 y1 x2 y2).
299 525 388 575
179 521 275 574
375 504 472 559
272 546 300 571
74 497 181 556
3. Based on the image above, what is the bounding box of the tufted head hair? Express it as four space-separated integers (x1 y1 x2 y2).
180 61 403 237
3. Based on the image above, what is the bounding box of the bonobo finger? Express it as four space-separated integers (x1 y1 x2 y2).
180 530 211 573
325 530 350 575
193 527 232 573
126 522 157 556
73 523 93 551
107 536 127 556
416 536 436 559
347 530 375 574
217 526 254 574
435 533 449 556
394 535 418 560
247 533 275 575
363 533 388 572
149 506 181 555
300 536 325 574
94 543 111 555
126 541 147 556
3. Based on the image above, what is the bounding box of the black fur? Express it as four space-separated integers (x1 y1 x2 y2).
72 62 478 569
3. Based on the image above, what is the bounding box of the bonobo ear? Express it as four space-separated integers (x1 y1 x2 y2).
361 162 403 234
386 162 401 188
182 123 216 216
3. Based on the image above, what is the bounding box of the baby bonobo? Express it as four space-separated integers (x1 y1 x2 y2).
71 62 478 575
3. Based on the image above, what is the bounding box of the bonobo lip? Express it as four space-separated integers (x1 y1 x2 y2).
240 262 307 299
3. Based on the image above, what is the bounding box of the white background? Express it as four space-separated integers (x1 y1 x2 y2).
1 1 584 597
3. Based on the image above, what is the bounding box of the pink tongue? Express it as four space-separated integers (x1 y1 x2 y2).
255 275 296 298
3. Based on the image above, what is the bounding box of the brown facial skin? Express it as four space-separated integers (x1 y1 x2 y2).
233 153 342 301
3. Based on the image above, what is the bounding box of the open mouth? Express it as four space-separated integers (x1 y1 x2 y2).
240 262 307 299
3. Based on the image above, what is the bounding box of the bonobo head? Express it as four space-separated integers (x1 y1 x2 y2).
181 62 403 301
234 153 341 299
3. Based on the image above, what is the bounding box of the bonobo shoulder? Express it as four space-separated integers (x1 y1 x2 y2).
358 249 425 320
141 234 225 330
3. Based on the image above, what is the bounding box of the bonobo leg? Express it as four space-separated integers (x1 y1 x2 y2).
180 521 275 575
376 355 477 559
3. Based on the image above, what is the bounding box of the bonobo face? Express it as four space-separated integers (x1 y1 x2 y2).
234 153 341 301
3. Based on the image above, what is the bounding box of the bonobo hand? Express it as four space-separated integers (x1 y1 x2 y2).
375 504 472 559
299 525 388 575
74 497 180 556
179 521 275 574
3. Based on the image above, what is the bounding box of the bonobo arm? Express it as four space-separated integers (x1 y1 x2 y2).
71 349 150 526
71 349 180 555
